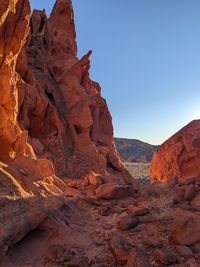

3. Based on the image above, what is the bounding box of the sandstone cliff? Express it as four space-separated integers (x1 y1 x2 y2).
16 0 126 180
2 1 200 266
150 120 200 182
0 0 68 259
0 0 136 265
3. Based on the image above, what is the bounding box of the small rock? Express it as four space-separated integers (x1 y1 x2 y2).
134 208 149 217
168 175 179 188
126 247 151 267
184 184 195 201
103 224 112 230
87 171 103 187
175 245 193 259
84 197 101 206
144 238 162 248
127 204 136 213
96 183 136 200
138 214 158 223
118 214 140 230
154 248 177 265
109 236 132 264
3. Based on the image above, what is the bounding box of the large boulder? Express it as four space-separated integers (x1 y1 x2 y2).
118 215 140 230
169 216 200 246
96 183 136 200
150 120 200 182
126 248 151 267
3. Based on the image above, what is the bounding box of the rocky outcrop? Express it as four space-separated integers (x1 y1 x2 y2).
150 120 200 182
4 1 200 266
16 0 127 181
0 0 30 161
0 1 137 265
0 0 69 261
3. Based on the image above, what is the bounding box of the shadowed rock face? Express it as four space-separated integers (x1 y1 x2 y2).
150 120 200 182
16 0 125 179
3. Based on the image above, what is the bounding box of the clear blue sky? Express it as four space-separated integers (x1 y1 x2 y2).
30 0 200 145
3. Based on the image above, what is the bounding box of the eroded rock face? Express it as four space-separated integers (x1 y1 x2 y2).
0 0 30 161
150 120 200 182
0 0 68 260
0 1 136 265
16 0 126 179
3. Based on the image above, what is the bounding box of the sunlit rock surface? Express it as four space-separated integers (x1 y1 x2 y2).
151 120 200 182
16 0 128 180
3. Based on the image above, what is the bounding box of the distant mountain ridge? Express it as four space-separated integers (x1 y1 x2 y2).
115 137 159 163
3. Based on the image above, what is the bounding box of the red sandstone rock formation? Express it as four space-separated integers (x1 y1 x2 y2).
16 0 127 181
150 120 200 182
0 0 30 161
4 1 200 267
0 0 68 259
0 1 137 265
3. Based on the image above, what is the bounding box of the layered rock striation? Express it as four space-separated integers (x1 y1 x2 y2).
150 120 200 182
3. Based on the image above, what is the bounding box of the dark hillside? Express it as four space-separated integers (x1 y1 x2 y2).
115 137 159 162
